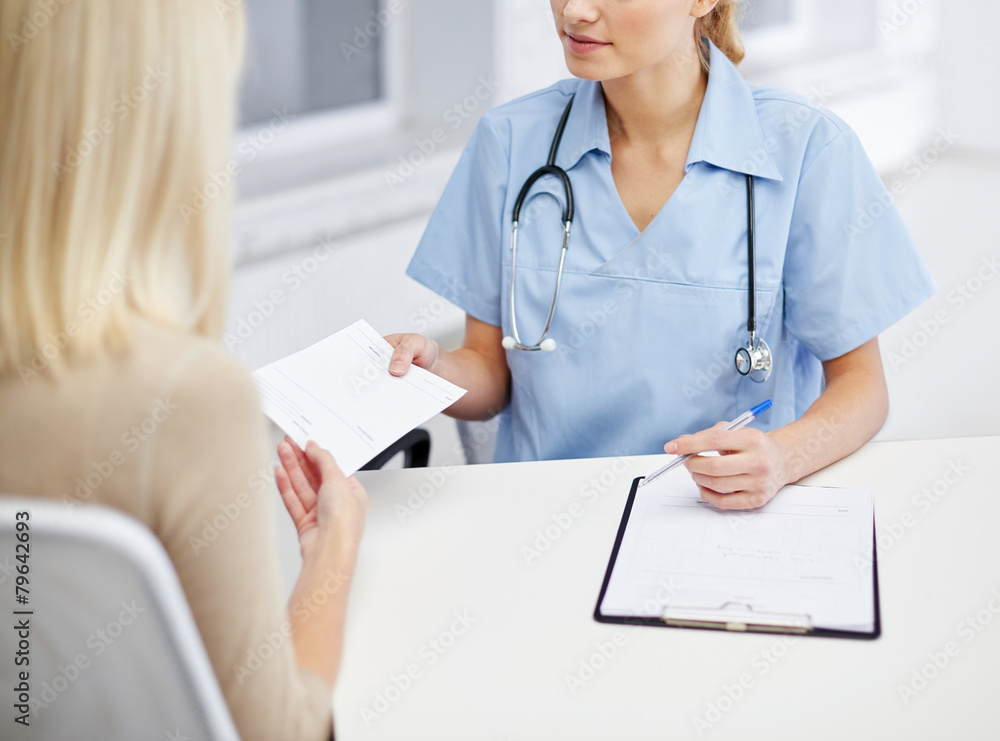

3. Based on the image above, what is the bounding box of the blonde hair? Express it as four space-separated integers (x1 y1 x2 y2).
695 0 745 71
0 0 245 377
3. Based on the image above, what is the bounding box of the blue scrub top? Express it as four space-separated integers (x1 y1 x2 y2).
407 40 936 463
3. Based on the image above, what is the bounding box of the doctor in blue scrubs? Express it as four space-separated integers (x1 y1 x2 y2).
387 0 935 510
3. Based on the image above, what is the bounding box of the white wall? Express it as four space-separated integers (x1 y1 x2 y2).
937 1 1000 155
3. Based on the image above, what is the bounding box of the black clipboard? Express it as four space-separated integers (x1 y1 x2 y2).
593 477 881 639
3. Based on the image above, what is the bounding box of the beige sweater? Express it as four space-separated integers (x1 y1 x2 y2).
0 320 332 741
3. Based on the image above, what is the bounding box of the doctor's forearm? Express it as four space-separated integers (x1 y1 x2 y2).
767 338 889 487
433 345 511 421
425 315 511 421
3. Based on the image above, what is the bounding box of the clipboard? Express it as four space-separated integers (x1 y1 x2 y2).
593 477 881 640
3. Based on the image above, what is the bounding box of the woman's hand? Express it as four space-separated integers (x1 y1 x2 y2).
275 437 369 561
277 437 368 686
385 333 440 377
664 423 788 510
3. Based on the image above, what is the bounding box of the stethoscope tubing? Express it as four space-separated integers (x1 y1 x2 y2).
504 93 772 381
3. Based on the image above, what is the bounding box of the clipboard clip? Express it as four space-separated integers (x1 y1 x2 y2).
661 600 813 634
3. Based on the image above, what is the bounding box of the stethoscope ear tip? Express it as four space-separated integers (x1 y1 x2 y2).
539 338 557 352
501 336 516 350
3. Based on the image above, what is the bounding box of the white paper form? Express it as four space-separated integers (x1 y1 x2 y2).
600 472 875 632
252 319 466 475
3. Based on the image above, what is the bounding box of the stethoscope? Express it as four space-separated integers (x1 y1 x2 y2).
501 95 772 383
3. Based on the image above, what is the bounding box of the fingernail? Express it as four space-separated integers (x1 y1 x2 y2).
665 442 678 454
390 361 405 373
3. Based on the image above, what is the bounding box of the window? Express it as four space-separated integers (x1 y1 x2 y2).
231 0 495 204
742 0 794 32
240 0 387 125
739 0 811 67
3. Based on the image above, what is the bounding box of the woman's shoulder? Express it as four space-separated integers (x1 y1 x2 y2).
127 319 259 417
128 320 269 516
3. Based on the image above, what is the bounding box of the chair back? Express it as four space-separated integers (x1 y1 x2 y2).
457 418 499 464
0 497 240 741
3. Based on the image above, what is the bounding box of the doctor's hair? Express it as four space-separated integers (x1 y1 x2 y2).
695 0 745 71
0 0 246 375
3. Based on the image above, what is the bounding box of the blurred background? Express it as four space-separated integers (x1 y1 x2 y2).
226 0 1000 467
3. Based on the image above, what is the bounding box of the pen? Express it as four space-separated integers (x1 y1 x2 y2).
639 400 773 488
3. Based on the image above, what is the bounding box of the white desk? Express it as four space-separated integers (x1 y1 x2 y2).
334 437 999 740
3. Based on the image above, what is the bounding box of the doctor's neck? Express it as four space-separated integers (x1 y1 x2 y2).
601 47 707 146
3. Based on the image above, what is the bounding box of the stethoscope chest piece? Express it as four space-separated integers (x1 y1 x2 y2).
735 335 773 383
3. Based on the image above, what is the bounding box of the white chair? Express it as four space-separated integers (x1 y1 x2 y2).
457 417 500 465
0 497 240 741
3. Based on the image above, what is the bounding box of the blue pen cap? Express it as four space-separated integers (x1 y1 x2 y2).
750 400 773 417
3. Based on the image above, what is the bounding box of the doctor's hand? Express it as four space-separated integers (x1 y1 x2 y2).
385 333 440 377
664 423 788 510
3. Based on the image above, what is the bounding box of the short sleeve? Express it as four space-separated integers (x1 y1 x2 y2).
406 116 511 326
782 128 937 360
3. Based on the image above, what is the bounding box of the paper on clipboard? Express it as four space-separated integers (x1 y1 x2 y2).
597 471 876 634
252 319 466 475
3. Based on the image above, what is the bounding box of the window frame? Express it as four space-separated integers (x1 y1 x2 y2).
232 0 405 169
